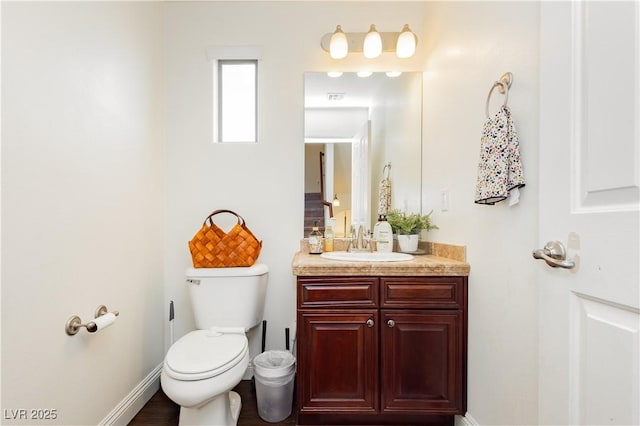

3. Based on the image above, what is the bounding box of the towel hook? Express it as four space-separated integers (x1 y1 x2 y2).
382 163 391 180
485 72 513 118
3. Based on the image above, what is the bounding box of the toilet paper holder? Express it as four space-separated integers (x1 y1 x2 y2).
65 305 119 336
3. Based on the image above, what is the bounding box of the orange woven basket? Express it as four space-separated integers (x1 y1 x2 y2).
189 209 262 268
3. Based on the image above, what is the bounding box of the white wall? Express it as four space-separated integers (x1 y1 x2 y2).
163 0 427 373
421 2 540 425
1 2 165 424
305 108 369 139
370 72 423 219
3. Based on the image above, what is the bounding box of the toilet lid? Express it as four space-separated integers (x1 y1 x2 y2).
165 330 247 380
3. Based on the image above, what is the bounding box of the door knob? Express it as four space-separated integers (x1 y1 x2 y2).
366 319 374 327
532 241 575 269
387 319 395 328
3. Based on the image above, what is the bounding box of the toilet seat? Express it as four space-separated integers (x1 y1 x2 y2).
164 330 248 381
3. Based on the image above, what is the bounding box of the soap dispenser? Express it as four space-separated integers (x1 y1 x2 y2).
373 215 393 253
324 218 335 252
309 222 324 254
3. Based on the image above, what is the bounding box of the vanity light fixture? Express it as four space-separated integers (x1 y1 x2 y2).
357 70 373 78
333 194 340 207
329 25 348 59
321 24 418 59
363 25 382 58
386 71 402 77
327 71 343 78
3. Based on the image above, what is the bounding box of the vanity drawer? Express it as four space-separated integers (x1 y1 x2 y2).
298 277 378 308
381 276 466 309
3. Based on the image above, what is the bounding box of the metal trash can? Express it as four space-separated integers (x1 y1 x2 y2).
253 350 296 423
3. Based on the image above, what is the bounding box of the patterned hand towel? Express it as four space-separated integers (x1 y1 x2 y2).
378 163 391 215
475 105 525 205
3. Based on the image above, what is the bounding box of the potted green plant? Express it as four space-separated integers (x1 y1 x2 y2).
386 209 438 252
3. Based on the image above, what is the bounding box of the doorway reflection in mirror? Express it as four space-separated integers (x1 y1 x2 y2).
304 72 423 238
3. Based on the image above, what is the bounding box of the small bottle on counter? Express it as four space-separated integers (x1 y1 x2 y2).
309 222 324 254
324 220 335 252
373 215 393 253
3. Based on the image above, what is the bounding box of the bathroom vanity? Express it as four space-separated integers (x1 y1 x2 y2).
292 243 470 425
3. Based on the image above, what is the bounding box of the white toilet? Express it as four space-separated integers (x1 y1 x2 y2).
161 264 268 425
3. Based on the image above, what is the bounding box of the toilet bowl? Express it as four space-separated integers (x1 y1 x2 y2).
161 330 249 425
161 264 268 426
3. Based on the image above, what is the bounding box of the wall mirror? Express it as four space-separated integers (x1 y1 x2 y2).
304 71 423 238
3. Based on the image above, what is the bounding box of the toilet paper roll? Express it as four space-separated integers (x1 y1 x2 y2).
89 312 117 333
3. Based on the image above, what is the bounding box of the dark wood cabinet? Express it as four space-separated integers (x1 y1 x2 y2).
380 310 464 414
298 310 379 413
296 275 467 425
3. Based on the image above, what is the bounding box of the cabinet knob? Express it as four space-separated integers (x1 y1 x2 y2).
366 319 374 328
387 319 395 328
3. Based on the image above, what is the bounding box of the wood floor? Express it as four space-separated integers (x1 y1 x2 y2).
128 380 297 426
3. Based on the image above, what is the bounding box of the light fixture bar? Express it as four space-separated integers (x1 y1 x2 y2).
320 31 416 56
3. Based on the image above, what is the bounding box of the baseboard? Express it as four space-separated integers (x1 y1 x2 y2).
99 363 163 426
456 412 480 426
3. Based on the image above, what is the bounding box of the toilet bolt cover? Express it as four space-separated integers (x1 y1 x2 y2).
165 330 247 378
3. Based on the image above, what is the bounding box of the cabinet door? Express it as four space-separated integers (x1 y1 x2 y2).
381 310 464 414
297 310 379 414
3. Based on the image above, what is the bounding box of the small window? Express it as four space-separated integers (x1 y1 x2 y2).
217 60 257 143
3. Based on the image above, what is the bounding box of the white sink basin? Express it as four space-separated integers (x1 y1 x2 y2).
320 251 414 262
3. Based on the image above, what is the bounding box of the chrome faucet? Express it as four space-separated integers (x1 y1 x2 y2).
348 224 371 252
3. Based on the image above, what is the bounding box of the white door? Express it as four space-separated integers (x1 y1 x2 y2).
538 2 640 425
351 120 371 231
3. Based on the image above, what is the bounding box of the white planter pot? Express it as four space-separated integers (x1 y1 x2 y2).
397 234 419 253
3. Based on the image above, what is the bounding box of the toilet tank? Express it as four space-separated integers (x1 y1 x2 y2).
186 264 268 330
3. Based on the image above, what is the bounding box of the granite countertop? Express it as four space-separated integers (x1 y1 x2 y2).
292 241 470 277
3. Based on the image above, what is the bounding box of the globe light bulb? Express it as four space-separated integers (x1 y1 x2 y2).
329 25 348 59
396 24 417 59
363 24 382 59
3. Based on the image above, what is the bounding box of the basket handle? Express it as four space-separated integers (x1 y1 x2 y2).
203 209 245 227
